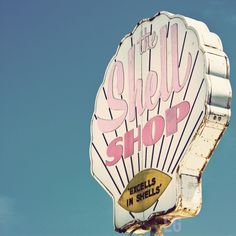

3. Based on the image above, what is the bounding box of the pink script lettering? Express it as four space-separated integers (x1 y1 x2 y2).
97 23 192 133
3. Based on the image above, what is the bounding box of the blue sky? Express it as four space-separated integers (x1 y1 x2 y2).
0 0 235 235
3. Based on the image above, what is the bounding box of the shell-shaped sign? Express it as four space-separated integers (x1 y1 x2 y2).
90 11 231 234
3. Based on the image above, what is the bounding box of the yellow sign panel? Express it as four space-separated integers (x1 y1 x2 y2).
118 169 172 213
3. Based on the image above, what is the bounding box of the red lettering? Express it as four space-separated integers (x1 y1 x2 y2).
106 137 123 166
105 101 191 167
124 126 141 158
142 116 165 146
165 101 190 136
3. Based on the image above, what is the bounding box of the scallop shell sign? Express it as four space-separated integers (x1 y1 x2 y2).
90 11 232 234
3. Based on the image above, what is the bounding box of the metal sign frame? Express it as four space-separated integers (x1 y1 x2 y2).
90 11 232 234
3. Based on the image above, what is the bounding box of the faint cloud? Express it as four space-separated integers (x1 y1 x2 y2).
230 14 236 24
0 195 16 229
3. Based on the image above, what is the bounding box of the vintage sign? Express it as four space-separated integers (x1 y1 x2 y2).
90 11 232 234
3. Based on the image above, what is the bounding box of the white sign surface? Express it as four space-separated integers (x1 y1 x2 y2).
90 11 231 234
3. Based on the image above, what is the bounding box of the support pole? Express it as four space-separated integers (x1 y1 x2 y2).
150 225 163 236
